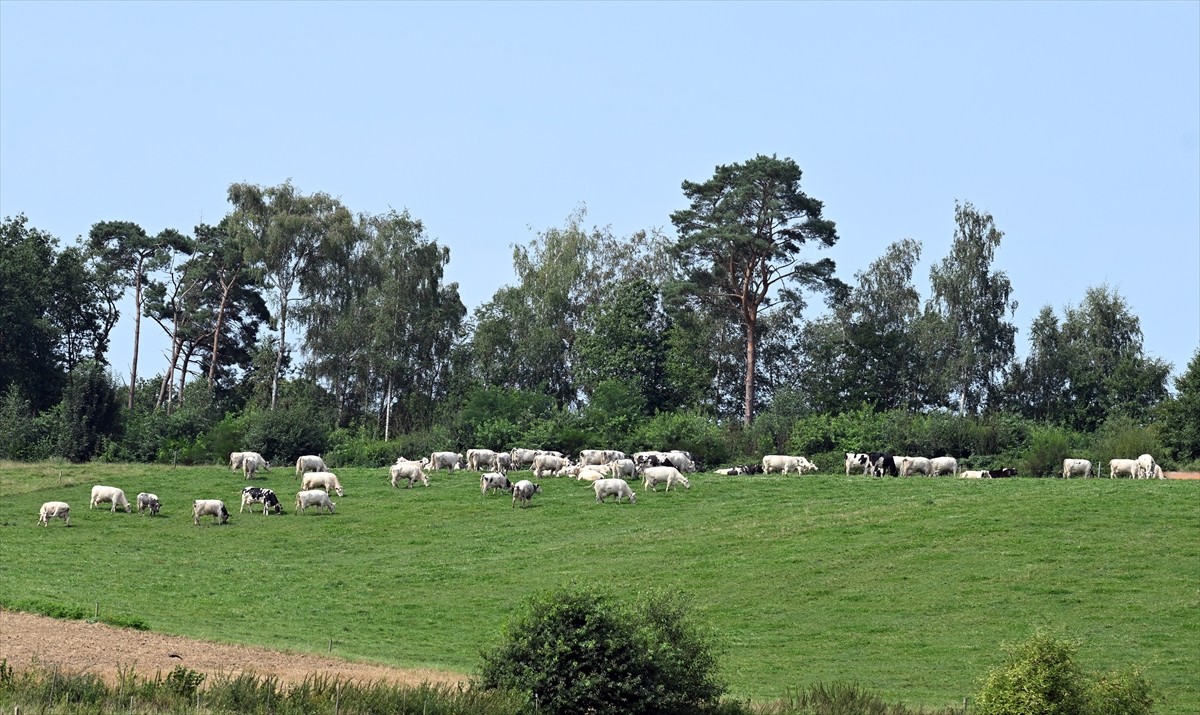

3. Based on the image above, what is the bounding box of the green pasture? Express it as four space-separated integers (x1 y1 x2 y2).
0 461 1196 713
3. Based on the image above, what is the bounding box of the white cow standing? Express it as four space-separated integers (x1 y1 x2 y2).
38 501 71 526
90 486 130 513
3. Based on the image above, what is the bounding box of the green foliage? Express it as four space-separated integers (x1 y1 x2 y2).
973 631 1155 715
974 631 1089 715
1087 667 1155 715
1158 349 1200 464
0 385 40 460
1022 426 1074 478
460 386 553 446
1090 415 1161 466
582 379 647 447
635 411 729 466
165 666 206 698
54 361 122 462
0 596 148 630
478 585 725 715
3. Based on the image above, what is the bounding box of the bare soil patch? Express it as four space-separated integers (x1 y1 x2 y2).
1165 471 1200 480
0 610 466 687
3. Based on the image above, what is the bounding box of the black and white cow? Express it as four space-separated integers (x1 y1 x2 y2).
240 486 283 514
714 464 763 476
986 468 1018 479
845 452 896 476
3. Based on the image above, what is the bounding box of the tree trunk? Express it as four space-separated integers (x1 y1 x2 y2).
384 377 393 442
208 280 233 386
743 314 757 427
272 289 288 410
129 261 144 410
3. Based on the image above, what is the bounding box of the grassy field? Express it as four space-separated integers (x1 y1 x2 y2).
0 460 1196 713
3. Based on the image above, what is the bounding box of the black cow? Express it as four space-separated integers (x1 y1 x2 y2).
240 486 283 514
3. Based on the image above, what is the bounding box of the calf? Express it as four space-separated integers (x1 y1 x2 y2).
90 485 131 513
959 470 985 479
295 489 336 514
593 478 636 504
136 492 161 516
240 487 282 514
37 501 70 527
986 468 1018 478
511 480 542 508
193 499 230 525
480 472 512 495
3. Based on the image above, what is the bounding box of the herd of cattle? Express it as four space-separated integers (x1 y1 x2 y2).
33 447 1168 527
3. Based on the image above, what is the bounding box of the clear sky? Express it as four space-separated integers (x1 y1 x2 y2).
2 1 1197 387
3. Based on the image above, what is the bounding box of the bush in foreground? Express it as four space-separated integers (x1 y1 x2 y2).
973 630 1154 715
478 584 726 715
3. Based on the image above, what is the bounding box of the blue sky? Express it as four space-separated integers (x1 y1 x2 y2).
2 1 1197 386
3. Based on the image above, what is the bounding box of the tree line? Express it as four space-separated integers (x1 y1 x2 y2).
1 154 1195 468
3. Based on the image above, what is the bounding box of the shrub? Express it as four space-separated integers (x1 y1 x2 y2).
634 412 729 467
478 585 726 715
1022 426 1073 478
974 630 1089 715
1090 415 1161 465
973 630 1155 715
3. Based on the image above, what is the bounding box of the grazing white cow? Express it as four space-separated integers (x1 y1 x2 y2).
480 472 512 495
959 470 985 479
38 501 70 527
1153 464 1164 479
240 487 282 514
90 485 130 513
511 480 542 508
1135 454 1158 480
429 451 464 471
900 457 933 477
390 461 429 488
301 471 345 496
641 466 691 492
136 492 161 515
192 499 230 525
1109 458 1139 479
575 467 608 482
241 452 269 479
1062 459 1094 479
929 457 958 477
762 455 817 475
229 451 248 471
593 478 636 504
533 454 570 478
665 451 698 473
295 489 335 514
295 455 327 476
